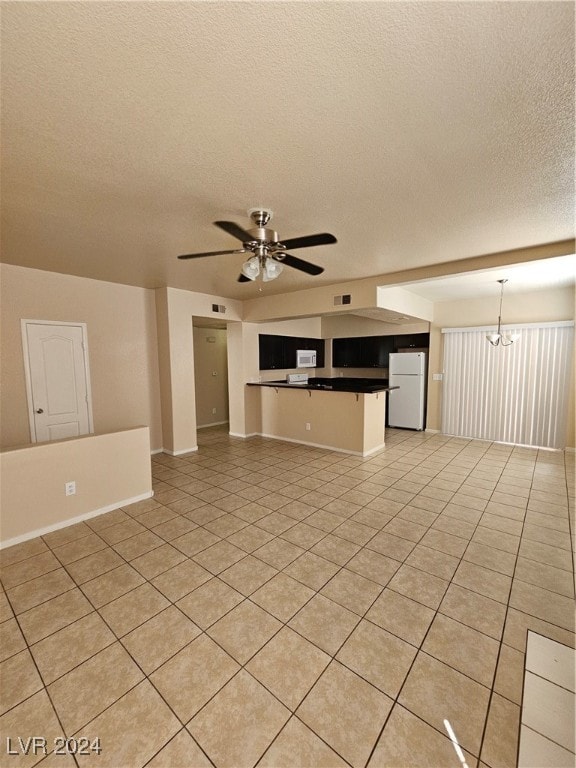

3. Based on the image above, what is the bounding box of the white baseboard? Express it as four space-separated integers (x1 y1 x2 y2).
259 432 384 457
0 491 154 550
197 421 229 430
228 431 260 439
363 442 387 456
161 446 199 456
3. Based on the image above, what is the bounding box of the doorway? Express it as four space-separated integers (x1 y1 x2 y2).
192 323 229 429
21 320 94 442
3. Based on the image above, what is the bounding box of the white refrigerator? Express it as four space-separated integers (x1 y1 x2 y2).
388 352 427 430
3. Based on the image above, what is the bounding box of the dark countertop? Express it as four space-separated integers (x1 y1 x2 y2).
247 377 398 394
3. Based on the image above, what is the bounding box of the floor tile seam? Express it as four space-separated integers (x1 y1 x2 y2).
525 666 576 697
527 491 570 506
523 513 573 532
289 663 395 767
429 492 513 652
76 547 164 594
0 546 53 573
518 721 576 757
49 539 113 569
506 596 576 634
418 608 511 680
36 573 218 736
31 632 119 691
378 625 491 763
283 593 364 661
513 549 575 576
0 597 79 745
40 528 95 551
522 525 575 547
512 568 576 599
180 630 295 725
256 715 355 768
4 589 95 650
5 580 86 623
0 560 69 592
145 727 215 768
317 566 386 618
240 651 332 722
478 462 552 768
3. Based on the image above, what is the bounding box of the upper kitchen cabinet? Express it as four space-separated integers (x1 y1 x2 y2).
259 334 325 370
333 336 364 367
259 334 287 370
332 333 429 368
333 335 395 368
394 333 430 350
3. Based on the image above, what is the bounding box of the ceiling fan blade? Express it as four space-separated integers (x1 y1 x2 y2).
277 253 324 276
214 220 256 242
178 249 246 260
278 232 337 250
237 273 252 283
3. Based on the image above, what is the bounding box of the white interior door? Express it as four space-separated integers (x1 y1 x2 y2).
22 321 93 442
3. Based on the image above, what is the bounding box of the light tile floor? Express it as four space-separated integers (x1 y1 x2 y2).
518 631 576 766
0 427 574 768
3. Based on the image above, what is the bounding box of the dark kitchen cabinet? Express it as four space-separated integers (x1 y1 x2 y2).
394 333 429 350
259 334 325 370
333 335 395 368
333 337 363 367
259 334 287 370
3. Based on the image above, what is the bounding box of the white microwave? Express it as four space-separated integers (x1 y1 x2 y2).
296 349 317 368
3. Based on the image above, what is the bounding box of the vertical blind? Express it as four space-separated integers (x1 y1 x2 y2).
441 322 574 449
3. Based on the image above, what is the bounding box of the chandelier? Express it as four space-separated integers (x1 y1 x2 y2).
486 279 520 346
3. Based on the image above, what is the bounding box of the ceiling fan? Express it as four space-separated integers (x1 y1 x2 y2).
178 208 337 282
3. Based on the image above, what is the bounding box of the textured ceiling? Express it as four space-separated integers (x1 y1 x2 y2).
1 1 574 300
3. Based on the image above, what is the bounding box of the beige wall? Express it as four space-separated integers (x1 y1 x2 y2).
0 264 162 450
0 427 152 546
427 285 576 447
243 241 575 322
193 327 229 427
321 315 429 339
243 276 380 322
155 287 242 453
227 321 260 437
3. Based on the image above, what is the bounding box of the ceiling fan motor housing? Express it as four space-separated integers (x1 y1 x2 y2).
246 228 281 247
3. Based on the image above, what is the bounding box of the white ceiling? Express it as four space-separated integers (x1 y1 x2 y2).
398 253 576 301
1 2 574 301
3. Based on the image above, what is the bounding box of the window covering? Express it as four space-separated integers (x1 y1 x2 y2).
441 322 574 448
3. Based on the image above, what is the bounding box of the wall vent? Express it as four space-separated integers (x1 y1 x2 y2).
211 304 226 313
333 294 352 306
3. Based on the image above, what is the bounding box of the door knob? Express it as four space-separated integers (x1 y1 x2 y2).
35 408 44 414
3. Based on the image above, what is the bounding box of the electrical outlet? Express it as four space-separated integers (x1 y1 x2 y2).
65 481 76 496
305 422 311 431
212 408 217 414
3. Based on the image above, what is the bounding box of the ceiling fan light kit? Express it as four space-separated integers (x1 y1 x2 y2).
486 279 521 347
178 208 337 284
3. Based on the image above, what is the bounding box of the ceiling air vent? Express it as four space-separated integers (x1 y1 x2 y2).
211 304 226 314
333 294 351 306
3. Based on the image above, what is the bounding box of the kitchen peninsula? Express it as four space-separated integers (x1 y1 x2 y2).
247 378 397 456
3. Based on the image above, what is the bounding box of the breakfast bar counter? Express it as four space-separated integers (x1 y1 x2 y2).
247 378 397 455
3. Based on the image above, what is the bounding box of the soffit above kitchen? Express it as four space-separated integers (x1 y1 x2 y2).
0 2 574 300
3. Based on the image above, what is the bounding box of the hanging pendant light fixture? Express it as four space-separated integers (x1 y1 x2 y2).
486 279 520 346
